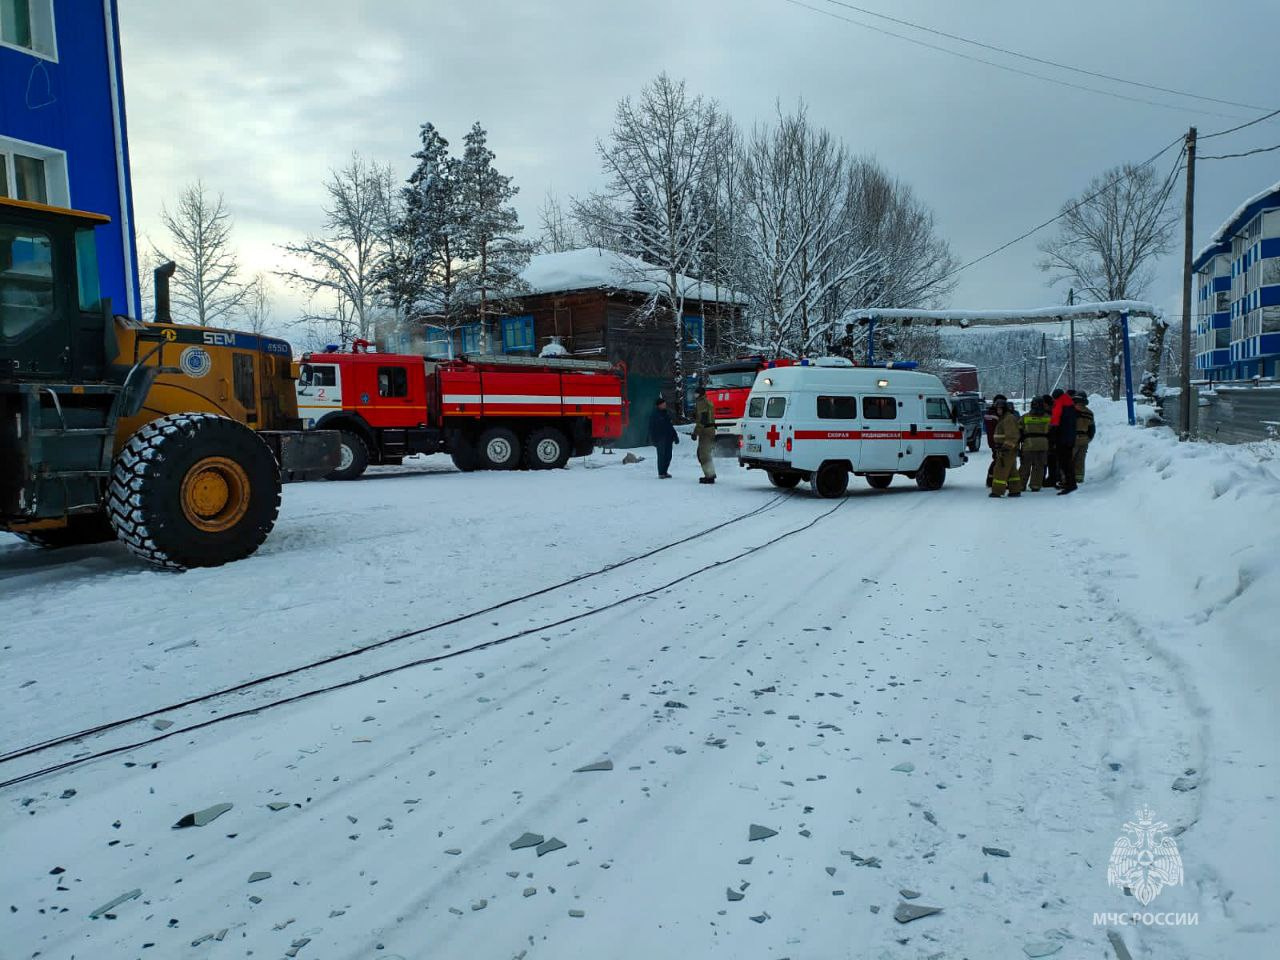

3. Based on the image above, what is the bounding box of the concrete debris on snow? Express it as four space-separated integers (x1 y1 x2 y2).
172 803 232 829
748 824 778 841
893 902 942 924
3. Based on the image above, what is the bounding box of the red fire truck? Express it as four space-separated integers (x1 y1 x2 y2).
703 356 799 452
296 345 628 479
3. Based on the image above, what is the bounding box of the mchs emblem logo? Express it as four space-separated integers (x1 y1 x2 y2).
180 346 212 378
1107 806 1184 906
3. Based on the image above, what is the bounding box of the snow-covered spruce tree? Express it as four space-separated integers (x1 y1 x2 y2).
154 180 248 326
1037 163 1178 399
454 122 531 354
573 73 727 415
383 123 466 348
278 154 395 345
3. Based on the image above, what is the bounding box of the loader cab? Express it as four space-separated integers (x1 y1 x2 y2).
0 197 113 383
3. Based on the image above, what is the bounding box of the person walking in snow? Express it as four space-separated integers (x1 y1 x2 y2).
648 396 678 479
692 386 717 485
1019 396 1051 492
988 395 1023 498
1054 390 1078 495
1072 392 1096 485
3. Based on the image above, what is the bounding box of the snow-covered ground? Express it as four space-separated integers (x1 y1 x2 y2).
1 401 1276 960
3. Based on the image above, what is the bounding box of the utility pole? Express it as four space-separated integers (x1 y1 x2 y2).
1067 287 1076 390
1179 127 1197 440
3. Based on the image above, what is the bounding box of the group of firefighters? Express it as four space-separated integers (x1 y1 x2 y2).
986 389 1096 498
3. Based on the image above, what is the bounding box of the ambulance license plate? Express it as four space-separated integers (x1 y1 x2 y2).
745 443 761 453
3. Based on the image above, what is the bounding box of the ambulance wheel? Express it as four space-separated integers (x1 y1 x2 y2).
478 427 521 470
812 463 849 499
13 512 116 549
525 427 570 469
866 473 893 490
916 459 947 491
967 437 981 452
767 470 801 489
327 431 369 481
106 413 280 570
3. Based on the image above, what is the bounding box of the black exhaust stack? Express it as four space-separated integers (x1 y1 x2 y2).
154 261 176 323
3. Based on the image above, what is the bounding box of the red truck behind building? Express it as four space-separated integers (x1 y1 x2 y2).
703 356 799 453
296 345 628 479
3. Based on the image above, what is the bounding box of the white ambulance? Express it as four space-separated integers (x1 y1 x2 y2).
738 357 968 498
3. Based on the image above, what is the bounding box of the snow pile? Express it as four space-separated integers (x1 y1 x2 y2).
521 247 748 305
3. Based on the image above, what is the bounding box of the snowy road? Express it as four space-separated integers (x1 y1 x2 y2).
2 401 1276 960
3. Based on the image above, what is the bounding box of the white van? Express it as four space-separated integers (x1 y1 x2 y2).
738 358 968 497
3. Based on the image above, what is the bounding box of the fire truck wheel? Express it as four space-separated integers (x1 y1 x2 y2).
525 427 570 469
13 511 116 549
450 439 480 472
812 463 849 499
767 470 801 489
915 458 947 491
478 427 521 470
866 473 893 490
106 413 280 570
327 431 369 481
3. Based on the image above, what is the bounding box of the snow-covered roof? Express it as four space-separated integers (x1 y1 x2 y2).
1194 180 1280 270
849 300 1163 327
520 247 748 305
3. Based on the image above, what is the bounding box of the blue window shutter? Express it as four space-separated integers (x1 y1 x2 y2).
501 315 535 353
682 315 704 349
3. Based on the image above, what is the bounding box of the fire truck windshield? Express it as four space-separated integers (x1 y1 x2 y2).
706 370 757 389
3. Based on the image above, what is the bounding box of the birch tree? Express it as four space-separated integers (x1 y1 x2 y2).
155 181 248 325
278 154 394 344
574 73 727 414
1037 163 1178 398
241 273 273 335
536 190 582 253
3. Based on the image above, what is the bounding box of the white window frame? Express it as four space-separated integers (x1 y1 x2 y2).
0 134 69 207
0 0 57 61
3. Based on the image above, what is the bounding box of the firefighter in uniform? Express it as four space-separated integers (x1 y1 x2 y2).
692 386 717 485
1072 392 1096 484
1019 396 1051 492
988 395 1023 498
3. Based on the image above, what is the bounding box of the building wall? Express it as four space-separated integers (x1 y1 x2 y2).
0 0 139 316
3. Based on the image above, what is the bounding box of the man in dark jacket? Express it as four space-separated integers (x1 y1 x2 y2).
648 397 678 478
1045 391 1062 487
1055 391 1078 495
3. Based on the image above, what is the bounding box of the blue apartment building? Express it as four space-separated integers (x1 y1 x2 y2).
1194 182 1280 381
1 0 139 316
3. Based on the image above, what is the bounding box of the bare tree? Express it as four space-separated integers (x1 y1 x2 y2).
574 73 727 414
1038 163 1178 397
155 181 248 325
278 154 394 345
536 190 581 253
241 273 273 336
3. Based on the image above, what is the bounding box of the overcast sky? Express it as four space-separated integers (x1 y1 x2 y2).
117 0 1280 325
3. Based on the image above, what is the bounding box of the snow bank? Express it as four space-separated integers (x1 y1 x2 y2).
521 247 748 305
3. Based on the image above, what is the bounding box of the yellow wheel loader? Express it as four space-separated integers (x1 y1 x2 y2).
0 197 338 569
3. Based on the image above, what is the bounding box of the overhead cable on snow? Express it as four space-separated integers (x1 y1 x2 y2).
812 0 1274 113
784 0 1246 119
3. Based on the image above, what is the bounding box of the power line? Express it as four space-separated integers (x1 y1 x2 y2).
1201 106 1280 139
816 0 1272 113
1199 142 1280 160
935 134 1186 282
784 0 1245 120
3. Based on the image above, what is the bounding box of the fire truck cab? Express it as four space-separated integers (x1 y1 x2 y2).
704 356 797 454
738 357 967 498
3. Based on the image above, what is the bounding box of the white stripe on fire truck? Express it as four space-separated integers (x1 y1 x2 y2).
441 394 622 406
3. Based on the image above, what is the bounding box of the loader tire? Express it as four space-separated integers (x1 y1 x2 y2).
106 413 281 570
13 512 116 549
327 430 369 481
